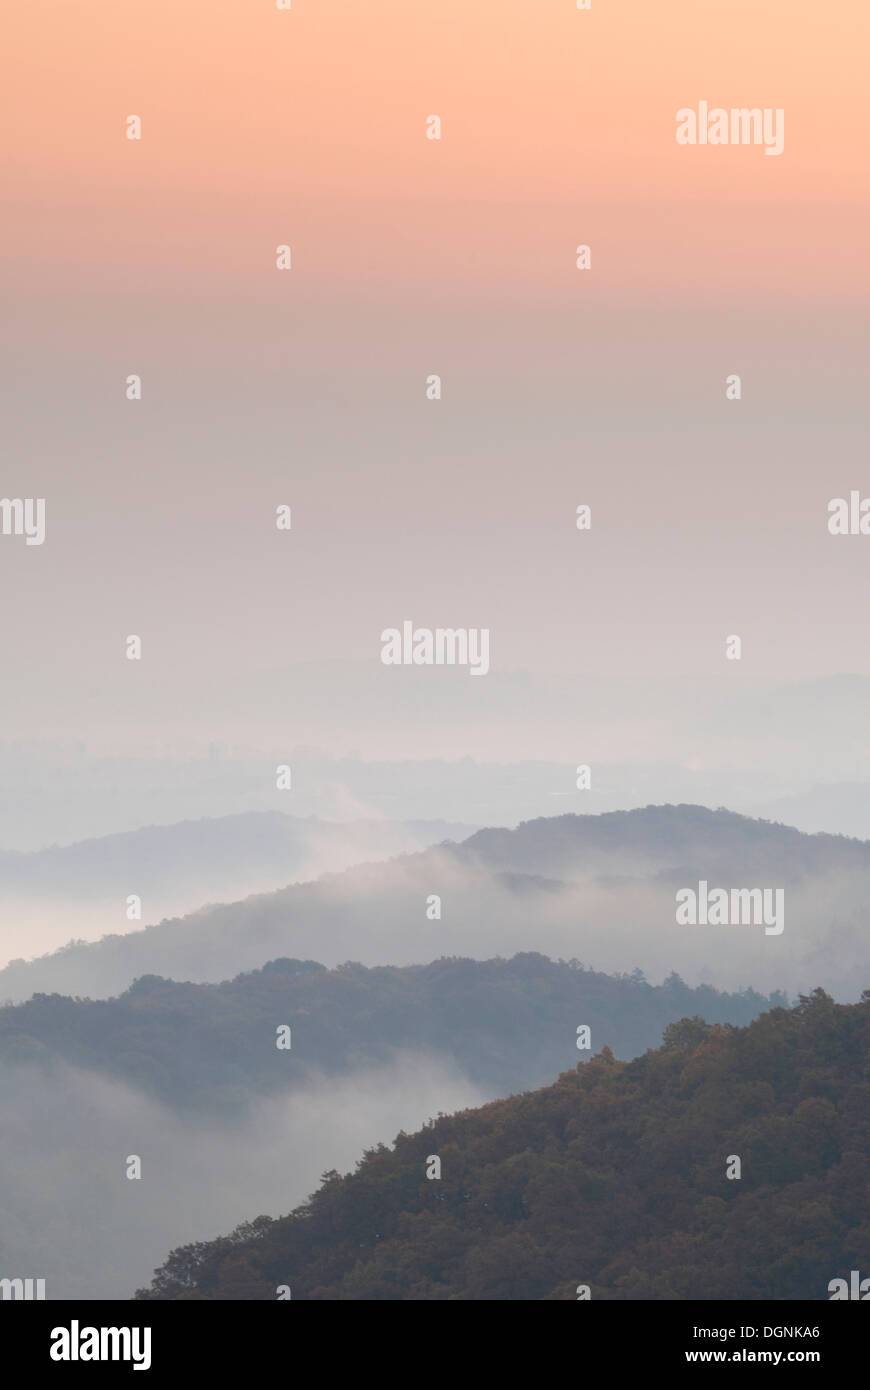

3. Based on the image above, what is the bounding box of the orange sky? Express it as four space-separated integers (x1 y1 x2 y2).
4 0 869 299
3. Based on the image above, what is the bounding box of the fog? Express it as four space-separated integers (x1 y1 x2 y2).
0 814 475 967
7 671 870 852
0 1054 487 1301
3 839 869 1005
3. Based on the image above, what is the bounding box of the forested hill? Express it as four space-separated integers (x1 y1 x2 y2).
0 953 781 1112
136 988 870 1300
455 804 870 878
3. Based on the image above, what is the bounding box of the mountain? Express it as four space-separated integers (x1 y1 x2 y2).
0 952 782 1113
3 805 869 1003
0 812 476 967
453 802 870 877
135 987 870 1301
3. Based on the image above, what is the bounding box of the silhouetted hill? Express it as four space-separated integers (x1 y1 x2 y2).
136 988 870 1300
0 953 783 1113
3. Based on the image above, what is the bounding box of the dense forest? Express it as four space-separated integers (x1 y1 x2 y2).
136 989 870 1300
0 953 782 1113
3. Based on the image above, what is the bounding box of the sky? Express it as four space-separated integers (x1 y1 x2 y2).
2 0 869 763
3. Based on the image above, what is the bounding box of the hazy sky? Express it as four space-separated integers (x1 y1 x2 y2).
3 0 869 762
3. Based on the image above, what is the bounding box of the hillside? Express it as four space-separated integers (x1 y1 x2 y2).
3 805 870 1002
0 953 782 1112
0 812 475 965
135 988 870 1301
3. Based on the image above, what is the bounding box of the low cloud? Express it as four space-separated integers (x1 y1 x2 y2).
0 1054 487 1300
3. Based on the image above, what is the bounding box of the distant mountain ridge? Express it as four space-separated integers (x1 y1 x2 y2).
3 804 869 1003
0 812 477 968
455 804 870 878
0 811 476 898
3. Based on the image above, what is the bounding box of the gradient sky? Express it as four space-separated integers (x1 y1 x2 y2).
2 0 869 758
